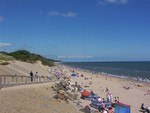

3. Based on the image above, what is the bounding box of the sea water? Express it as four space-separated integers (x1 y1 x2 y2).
63 61 150 83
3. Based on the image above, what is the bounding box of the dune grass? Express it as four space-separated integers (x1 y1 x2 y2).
0 53 15 61
0 50 55 66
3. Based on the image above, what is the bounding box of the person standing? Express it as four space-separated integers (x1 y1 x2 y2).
30 71 33 82
110 94 113 102
35 72 39 82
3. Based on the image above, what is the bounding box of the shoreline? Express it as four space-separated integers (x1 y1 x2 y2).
62 64 150 88
62 64 150 84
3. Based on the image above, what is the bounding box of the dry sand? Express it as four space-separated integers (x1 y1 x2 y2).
0 61 50 76
0 61 150 113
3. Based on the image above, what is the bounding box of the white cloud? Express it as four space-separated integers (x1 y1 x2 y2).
48 11 77 17
0 16 5 22
0 42 12 47
98 0 128 4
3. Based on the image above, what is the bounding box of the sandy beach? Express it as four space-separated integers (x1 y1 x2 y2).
0 61 150 113
62 65 150 113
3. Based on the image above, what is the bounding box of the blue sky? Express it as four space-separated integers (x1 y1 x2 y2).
0 0 150 61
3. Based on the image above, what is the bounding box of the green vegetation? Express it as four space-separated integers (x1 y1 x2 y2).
0 62 10 65
0 53 15 61
0 53 14 65
0 50 56 66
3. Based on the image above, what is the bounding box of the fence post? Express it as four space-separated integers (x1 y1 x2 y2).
0 75 2 89
34 76 36 83
26 76 28 83
15 75 18 85
39 76 41 82
4 75 6 87
21 76 23 82
12 76 15 83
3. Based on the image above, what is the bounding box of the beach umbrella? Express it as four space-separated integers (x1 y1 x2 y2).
71 73 77 77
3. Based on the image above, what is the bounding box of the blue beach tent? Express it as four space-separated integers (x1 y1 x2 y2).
114 103 131 113
81 94 99 101
71 73 77 77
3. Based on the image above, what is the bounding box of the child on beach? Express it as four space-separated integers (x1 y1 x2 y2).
114 96 119 103
114 97 117 103
117 97 119 103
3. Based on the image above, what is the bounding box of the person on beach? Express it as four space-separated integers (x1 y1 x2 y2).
114 97 117 103
30 71 33 82
110 94 113 102
102 98 106 103
105 87 109 92
35 72 39 81
106 93 110 102
141 103 150 113
107 107 114 113
99 108 107 113
147 90 150 95
98 97 103 102
117 97 119 103
91 91 95 95
81 74 84 77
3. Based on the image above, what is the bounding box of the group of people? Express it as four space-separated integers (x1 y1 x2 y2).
106 93 113 102
52 66 68 80
30 71 39 82
90 90 120 113
99 106 114 113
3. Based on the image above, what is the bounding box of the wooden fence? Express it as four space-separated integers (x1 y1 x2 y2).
0 75 55 89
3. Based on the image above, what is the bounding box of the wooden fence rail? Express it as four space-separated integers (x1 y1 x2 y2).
0 75 55 89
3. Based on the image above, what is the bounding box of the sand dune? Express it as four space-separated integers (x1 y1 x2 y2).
0 61 50 76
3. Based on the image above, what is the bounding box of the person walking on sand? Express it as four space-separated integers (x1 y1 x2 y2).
30 71 33 82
